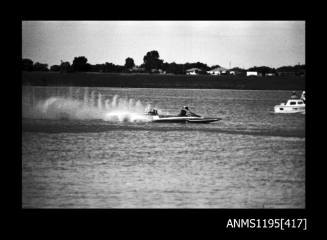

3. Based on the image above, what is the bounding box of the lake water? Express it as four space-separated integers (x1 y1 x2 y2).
22 87 305 208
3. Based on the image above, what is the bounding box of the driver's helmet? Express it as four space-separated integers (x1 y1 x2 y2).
183 106 189 110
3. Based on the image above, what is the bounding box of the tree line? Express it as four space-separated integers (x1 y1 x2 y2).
22 50 305 75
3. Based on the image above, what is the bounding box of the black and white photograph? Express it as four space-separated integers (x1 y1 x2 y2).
22 21 305 209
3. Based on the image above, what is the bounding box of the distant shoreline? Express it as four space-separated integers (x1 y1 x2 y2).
22 71 305 90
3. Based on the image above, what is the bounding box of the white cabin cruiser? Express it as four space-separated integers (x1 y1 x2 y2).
274 91 305 113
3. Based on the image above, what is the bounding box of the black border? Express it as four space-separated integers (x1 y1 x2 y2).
14 6 317 234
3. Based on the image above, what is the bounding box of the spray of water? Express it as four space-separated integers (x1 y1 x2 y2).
22 87 154 123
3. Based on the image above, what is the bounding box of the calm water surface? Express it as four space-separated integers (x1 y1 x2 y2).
22 87 305 208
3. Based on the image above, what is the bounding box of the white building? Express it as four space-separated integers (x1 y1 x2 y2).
246 71 258 76
207 67 228 75
186 68 202 75
266 73 275 76
130 66 145 72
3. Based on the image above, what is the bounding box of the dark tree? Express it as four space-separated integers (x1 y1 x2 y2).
22 58 34 71
277 64 305 72
184 62 210 72
125 57 135 69
276 64 305 76
60 61 72 73
143 50 163 72
100 62 124 73
162 62 185 74
33 62 49 71
294 64 305 76
276 66 294 72
72 56 90 72
229 67 246 72
50 65 61 71
90 64 105 72
210 65 221 69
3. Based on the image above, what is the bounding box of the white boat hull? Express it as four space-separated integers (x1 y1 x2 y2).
150 115 221 123
274 105 305 113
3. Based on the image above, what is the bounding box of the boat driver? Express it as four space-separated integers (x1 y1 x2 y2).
179 106 188 116
179 106 200 117
148 108 158 115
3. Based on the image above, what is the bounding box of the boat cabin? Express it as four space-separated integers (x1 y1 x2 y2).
285 99 305 106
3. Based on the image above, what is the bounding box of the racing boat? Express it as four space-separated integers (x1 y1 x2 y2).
146 109 221 123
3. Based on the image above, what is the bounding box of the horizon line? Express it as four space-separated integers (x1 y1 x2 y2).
22 57 305 70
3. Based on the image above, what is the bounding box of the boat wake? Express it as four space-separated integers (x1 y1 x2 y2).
22 118 304 138
22 89 154 123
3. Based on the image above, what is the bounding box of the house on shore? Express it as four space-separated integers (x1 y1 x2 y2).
246 71 259 76
266 73 276 76
207 66 228 75
151 68 166 74
229 68 246 76
186 68 202 75
130 66 145 73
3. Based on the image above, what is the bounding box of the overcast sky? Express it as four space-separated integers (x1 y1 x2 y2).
22 21 305 69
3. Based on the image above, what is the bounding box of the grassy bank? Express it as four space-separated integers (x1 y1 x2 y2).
22 71 305 90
